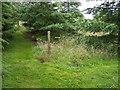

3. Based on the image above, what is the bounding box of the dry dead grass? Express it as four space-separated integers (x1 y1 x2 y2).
78 30 109 36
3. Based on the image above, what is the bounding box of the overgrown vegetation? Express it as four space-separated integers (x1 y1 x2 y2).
19 2 119 54
2 2 20 47
21 2 83 35
3 27 118 88
2 1 119 88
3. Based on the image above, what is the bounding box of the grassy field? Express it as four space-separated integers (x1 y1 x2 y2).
2 27 118 88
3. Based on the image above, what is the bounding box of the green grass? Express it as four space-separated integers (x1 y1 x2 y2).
2 27 118 88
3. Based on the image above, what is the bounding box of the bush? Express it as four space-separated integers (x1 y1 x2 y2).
76 19 118 35
76 35 117 54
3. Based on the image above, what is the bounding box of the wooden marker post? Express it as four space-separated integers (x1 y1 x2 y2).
48 31 51 55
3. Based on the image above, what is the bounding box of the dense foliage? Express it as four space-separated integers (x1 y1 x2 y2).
85 1 119 35
21 2 83 36
76 18 118 34
79 1 120 54
2 2 19 47
2 2 119 53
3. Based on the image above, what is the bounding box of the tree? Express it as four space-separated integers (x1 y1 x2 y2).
2 2 19 48
85 1 119 33
85 1 120 56
2 2 18 31
21 2 83 36
59 1 81 12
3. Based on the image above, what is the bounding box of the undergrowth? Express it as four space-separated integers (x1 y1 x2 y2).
3 28 118 88
34 35 116 63
33 36 118 88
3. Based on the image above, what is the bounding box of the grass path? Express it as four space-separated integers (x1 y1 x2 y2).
2 29 37 87
2 27 118 88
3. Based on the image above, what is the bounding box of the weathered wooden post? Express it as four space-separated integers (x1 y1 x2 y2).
48 31 51 55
